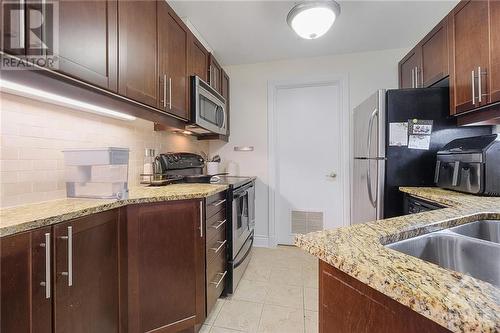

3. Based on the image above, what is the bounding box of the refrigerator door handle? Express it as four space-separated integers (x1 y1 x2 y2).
366 108 378 208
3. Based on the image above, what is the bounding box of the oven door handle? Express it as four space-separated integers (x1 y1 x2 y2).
232 235 254 269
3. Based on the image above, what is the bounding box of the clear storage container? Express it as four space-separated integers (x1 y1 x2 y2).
63 147 129 199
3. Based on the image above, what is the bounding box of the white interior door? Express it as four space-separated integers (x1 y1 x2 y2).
274 82 344 245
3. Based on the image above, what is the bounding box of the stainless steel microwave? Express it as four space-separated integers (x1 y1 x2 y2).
187 76 227 136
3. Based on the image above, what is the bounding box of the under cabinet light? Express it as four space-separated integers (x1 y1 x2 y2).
0 79 136 121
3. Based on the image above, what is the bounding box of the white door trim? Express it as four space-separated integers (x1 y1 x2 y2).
267 75 351 247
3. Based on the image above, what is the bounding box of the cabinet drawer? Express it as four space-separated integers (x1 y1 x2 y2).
206 209 227 243
206 225 226 265
206 191 227 219
206 249 227 314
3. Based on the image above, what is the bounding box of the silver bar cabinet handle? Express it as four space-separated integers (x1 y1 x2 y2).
211 271 227 288
211 219 226 230
199 201 204 238
211 240 227 254
40 233 51 299
471 70 476 104
411 68 415 88
211 199 226 207
67 226 73 286
60 226 73 286
477 66 482 103
168 77 172 110
209 65 213 85
163 74 167 109
415 67 418 88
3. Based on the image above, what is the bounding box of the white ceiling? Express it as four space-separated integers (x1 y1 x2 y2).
169 0 458 66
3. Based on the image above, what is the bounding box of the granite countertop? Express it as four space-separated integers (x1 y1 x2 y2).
0 184 228 238
296 187 500 333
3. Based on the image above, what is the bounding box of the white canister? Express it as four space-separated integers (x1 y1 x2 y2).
206 162 220 175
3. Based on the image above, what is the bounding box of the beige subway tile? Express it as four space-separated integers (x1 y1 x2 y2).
0 146 19 159
1 160 33 171
0 172 18 184
1 182 32 196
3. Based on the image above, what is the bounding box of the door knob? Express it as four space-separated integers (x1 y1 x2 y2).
326 172 337 178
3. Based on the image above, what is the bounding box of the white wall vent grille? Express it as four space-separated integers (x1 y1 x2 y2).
291 210 324 234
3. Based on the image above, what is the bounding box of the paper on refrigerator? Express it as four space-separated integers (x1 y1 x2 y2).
389 122 408 146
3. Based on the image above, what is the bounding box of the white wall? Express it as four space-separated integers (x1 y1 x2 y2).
210 48 407 246
0 93 208 208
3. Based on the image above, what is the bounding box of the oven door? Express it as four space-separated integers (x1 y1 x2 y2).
191 76 227 135
232 188 251 258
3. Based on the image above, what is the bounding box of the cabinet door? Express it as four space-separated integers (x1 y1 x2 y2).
421 18 449 87
118 0 158 108
126 200 205 332
56 0 117 91
449 0 490 114
53 210 120 333
208 54 223 94
158 1 189 119
489 0 500 104
398 48 421 88
1 227 52 333
189 36 209 82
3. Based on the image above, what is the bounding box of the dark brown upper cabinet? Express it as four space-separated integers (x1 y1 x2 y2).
53 210 120 333
126 199 206 333
399 47 422 89
421 17 449 87
399 18 448 89
449 0 490 114
56 0 118 92
118 0 158 108
208 53 223 94
189 35 210 83
489 0 500 105
1 227 53 333
158 1 189 120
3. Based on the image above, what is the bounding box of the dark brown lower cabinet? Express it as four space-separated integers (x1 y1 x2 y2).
126 199 206 333
319 260 451 333
53 209 120 333
1 227 52 333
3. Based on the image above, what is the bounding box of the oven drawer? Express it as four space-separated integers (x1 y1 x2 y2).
206 209 227 243
206 249 227 314
206 224 226 265
206 191 227 219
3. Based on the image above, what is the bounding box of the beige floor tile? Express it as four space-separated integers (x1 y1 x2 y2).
205 298 226 325
232 279 270 303
304 310 319 333
264 284 303 309
213 299 263 332
243 263 272 282
304 287 319 311
211 326 247 333
269 267 303 287
257 304 305 333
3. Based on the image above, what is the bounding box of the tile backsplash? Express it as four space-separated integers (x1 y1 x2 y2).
0 92 209 208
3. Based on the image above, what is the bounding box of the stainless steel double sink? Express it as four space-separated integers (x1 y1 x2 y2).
386 220 500 287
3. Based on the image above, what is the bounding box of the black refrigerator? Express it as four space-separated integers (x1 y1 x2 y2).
351 88 491 224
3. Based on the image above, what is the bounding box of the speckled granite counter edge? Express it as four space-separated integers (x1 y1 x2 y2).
0 184 228 238
295 187 500 333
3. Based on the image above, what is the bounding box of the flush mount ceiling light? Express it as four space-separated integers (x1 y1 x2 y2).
287 1 341 40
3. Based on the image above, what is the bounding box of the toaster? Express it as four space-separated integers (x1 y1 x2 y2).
434 134 500 196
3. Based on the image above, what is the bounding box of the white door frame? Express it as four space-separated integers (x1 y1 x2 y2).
267 75 351 247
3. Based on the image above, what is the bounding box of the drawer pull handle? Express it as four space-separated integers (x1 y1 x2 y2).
211 240 227 254
211 199 226 207
211 219 226 230
211 270 227 288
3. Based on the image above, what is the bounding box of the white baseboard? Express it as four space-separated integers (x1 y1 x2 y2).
253 235 270 248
